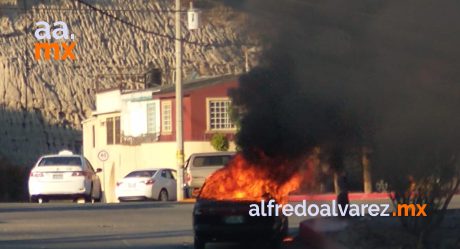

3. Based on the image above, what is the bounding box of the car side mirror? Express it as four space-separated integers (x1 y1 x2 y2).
96 168 103 173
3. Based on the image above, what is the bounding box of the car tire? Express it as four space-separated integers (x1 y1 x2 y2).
90 186 102 203
93 189 102 203
85 187 94 203
194 236 206 249
159 189 168 202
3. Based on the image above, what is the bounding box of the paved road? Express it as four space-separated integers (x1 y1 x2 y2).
0 201 307 249
0 197 458 249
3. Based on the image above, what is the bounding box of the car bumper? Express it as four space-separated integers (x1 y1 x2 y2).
116 187 153 200
194 223 280 241
28 180 87 196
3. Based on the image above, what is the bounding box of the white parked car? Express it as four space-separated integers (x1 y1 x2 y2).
28 150 103 203
116 168 177 202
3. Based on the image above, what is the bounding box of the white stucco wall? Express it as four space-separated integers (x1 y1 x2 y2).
95 90 122 115
83 115 236 203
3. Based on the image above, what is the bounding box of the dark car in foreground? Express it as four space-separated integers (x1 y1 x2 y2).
193 198 288 249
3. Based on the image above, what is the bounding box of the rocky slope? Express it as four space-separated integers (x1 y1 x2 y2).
0 0 253 165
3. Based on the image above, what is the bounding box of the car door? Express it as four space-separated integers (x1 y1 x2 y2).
85 159 101 198
159 170 176 201
80 160 92 195
168 170 177 200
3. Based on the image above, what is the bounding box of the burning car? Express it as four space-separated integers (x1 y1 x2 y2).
193 196 288 249
192 153 313 249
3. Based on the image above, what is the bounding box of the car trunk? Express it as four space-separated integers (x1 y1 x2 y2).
34 166 83 181
194 198 275 224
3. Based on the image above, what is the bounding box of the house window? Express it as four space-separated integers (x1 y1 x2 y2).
207 98 235 131
161 101 172 134
106 116 121 145
147 103 156 134
115 116 121 143
106 118 113 144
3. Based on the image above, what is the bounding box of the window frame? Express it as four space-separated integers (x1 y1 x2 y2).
106 116 121 145
206 97 236 132
146 102 157 135
161 100 173 134
106 117 114 145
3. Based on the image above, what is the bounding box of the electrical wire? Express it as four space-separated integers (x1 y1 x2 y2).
74 0 232 48
0 6 187 13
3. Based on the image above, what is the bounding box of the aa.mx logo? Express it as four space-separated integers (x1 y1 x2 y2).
34 21 76 61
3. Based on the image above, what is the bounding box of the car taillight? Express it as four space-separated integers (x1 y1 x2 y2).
30 172 43 177
144 179 155 185
71 171 87 176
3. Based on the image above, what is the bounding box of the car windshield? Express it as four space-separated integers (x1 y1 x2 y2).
193 155 233 167
125 170 157 178
38 157 82 166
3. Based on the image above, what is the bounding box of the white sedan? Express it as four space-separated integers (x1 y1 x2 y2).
116 168 177 202
28 150 103 203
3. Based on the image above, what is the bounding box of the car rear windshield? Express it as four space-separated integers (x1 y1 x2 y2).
125 170 157 178
193 155 233 167
38 157 82 166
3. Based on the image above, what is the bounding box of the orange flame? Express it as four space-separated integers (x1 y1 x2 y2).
199 152 316 204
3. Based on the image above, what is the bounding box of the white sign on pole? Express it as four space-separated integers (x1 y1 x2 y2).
98 150 109 162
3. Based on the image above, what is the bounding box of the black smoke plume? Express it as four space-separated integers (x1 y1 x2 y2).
226 0 460 180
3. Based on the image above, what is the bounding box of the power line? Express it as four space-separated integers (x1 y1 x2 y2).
0 6 186 13
1 1 240 48
74 0 232 48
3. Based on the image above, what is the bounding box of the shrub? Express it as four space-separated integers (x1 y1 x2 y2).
210 133 229 151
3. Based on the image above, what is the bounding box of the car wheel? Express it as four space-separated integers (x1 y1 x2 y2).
85 188 94 203
94 191 102 203
90 186 102 203
194 236 206 249
159 189 168 202
84 195 93 203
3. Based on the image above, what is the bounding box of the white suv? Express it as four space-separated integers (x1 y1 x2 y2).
28 150 103 203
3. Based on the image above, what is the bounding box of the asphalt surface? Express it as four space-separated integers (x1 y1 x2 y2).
0 197 458 249
0 201 306 249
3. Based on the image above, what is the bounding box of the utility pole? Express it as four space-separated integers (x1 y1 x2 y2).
175 0 184 201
